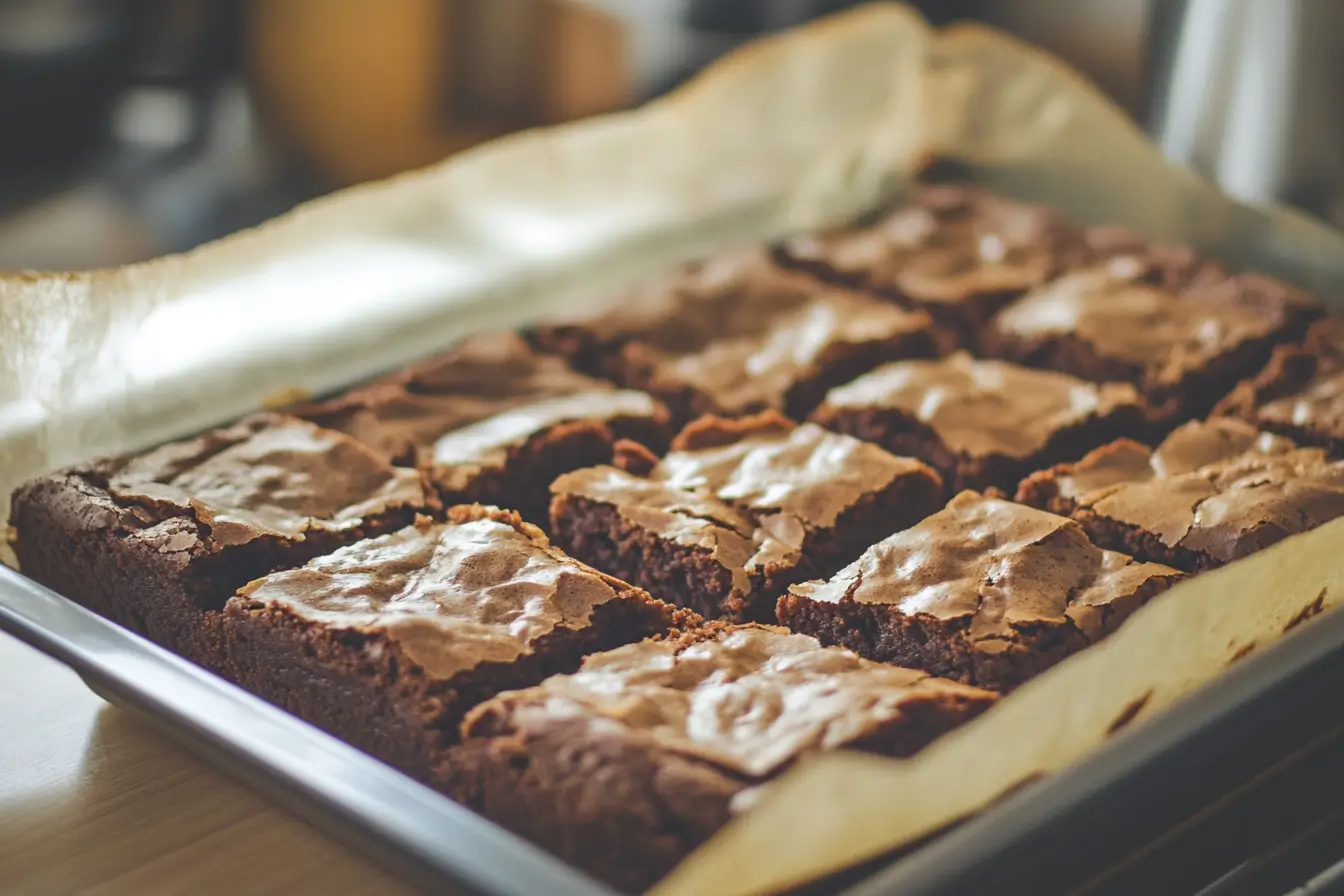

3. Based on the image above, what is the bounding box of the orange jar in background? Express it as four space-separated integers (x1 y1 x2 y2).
246 0 632 188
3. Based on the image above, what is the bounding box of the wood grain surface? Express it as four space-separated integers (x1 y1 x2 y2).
0 633 414 896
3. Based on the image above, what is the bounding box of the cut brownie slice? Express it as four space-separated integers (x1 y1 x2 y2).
224 505 688 790
1215 317 1344 456
549 413 944 621
8 414 433 672
531 250 940 422
445 622 997 894
300 332 671 526
778 185 1088 342
777 491 1184 692
1016 417 1344 572
984 263 1319 425
811 351 1148 494
658 412 945 570
548 465 795 623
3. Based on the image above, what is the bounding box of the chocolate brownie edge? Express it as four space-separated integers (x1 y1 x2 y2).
224 582 683 784
11 468 235 675
443 713 745 894
438 412 671 533
774 594 1090 692
549 493 771 622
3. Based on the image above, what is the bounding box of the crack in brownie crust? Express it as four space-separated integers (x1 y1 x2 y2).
1016 418 1344 572
444 623 996 892
811 352 1149 494
778 492 1184 691
224 505 689 787
9 414 433 673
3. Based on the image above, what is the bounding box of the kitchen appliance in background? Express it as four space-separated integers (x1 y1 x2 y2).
1146 0 1344 225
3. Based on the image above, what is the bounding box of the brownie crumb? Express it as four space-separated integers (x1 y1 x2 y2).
1106 690 1153 736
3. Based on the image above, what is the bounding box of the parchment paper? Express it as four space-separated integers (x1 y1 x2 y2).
3 5 1343 894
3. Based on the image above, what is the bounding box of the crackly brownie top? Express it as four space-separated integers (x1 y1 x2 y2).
781 185 1080 305
301 332 643 461
460 624 995 778
1046 418 1344 562
817 352 1144 459
992 265 1312 387
1226 318 1344 439
656 412 938 542
550 466 798 592
106 415 427 547
236 507 633 678
429 390 662 491
788 492 1182 649
563 250 933 414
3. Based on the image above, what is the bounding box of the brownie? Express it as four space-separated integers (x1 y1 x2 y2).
1215 317 1344 455
224 505 688 790
444 622 997 893
300 333 672 526
8 414 433 673
810 351 1149 494
777 491 1184 692
777 184 1220 348
1016 417 1344 572
779 186 1222 338
530 249 940 422
549 412 944 622
984 262 1319 425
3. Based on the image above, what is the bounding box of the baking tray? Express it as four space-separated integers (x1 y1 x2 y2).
3 549 1342 896
5 6 1344 895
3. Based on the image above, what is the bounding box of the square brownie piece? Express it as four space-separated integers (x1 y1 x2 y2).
1215 317 1344 455
530 250 940 422
300 333 671 526
777 491 1184 692
1016 418 1344 572
780 187 1219 341
778 185 1225 346
444 622 997 893
8 414 433 672
811 351 1148 494
224 505 688 790
984 263 1319 425
549 412 944 622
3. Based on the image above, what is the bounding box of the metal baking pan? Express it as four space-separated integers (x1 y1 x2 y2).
5 6 1344 894
3 560 1342 895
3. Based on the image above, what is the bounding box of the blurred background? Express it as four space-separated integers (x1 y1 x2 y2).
1 0 1341 271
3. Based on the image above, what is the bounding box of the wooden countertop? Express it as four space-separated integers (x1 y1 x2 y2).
0 632 413 896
